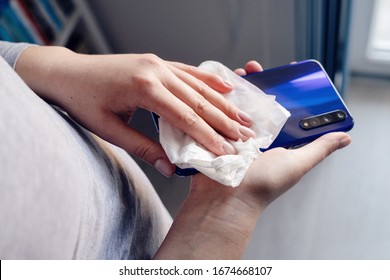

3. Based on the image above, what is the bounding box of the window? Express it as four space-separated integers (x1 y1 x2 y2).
349 0 390 76
367 0 390 62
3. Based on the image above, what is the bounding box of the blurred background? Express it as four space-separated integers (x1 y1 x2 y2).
1 0 389 259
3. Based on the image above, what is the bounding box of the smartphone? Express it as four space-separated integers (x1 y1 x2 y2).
153 59 354 176
243 59 354 150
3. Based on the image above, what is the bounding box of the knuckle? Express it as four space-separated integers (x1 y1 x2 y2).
187 65 199 74
208 131 223 147
129 54 166 96
224 101 238 116
181 110 201 128
131 54 161 87
133 142 155 162
139 53 160 66
321 137 339 157
195 81 209 97
194 96 210 114
220 116 237 134
131 73 156 94
218 98 238 118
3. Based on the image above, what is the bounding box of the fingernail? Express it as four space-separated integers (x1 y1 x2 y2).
238 110 253 124
239 125 256 140
224 79 234 88
222 141 237 155
154 159 174 177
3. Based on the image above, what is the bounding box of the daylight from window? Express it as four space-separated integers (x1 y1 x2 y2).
368 0 390 61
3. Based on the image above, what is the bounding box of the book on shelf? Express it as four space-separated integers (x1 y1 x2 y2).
9 0 45 44
0 0 75 44
36 0 63 31
1 0 35 43
66 24 93 54
0 19 15 41
53 0 74 17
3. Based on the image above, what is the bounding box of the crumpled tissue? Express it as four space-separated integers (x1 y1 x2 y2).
159 61 290 187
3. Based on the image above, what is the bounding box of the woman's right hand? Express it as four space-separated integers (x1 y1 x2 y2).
16 47 256 176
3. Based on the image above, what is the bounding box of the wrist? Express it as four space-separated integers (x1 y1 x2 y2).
189 175 265 229
155 174 263 259
15 45 80 105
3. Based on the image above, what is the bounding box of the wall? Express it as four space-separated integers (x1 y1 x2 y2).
86 0 296 69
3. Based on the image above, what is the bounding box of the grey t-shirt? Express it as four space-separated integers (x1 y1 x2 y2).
0 41 172 259
0 40 32 68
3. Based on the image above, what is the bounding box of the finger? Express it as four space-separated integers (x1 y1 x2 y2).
168 61 233 93
169 62 254 126
171 66 253 126
241 132 352 203
234 68 247 76
91 112 176 177
244 60 263 74
159 68 255 142
144 84 238 156
292 132 352 175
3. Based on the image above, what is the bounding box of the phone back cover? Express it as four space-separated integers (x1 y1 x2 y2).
243 60 354 149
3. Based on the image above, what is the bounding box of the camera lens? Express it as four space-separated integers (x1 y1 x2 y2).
323 115 333 123
337 111 346 119
310 118 320 126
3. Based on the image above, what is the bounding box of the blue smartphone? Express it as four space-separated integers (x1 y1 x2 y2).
153 59 354 176
243 59 354 150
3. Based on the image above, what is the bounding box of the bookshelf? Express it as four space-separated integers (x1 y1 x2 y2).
0 0 111 54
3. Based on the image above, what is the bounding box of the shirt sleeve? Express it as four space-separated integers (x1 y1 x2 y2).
0 41 34 69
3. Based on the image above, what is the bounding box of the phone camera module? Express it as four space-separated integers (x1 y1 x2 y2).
300 110 347 130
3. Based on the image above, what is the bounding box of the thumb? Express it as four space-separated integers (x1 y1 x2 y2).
97 114 175 177
294 132 352 174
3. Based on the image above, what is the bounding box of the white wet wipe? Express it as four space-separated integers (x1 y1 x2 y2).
159 61 290 187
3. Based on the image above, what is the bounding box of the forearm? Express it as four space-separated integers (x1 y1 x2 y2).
154 174 263 260
13 46 125 131
14 45 82 106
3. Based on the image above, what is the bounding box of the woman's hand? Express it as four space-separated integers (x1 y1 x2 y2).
15 46 256 176
155 131 352 259
155 60 352 259
236 132 351 208
228 60 353 209
192 60 352 211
